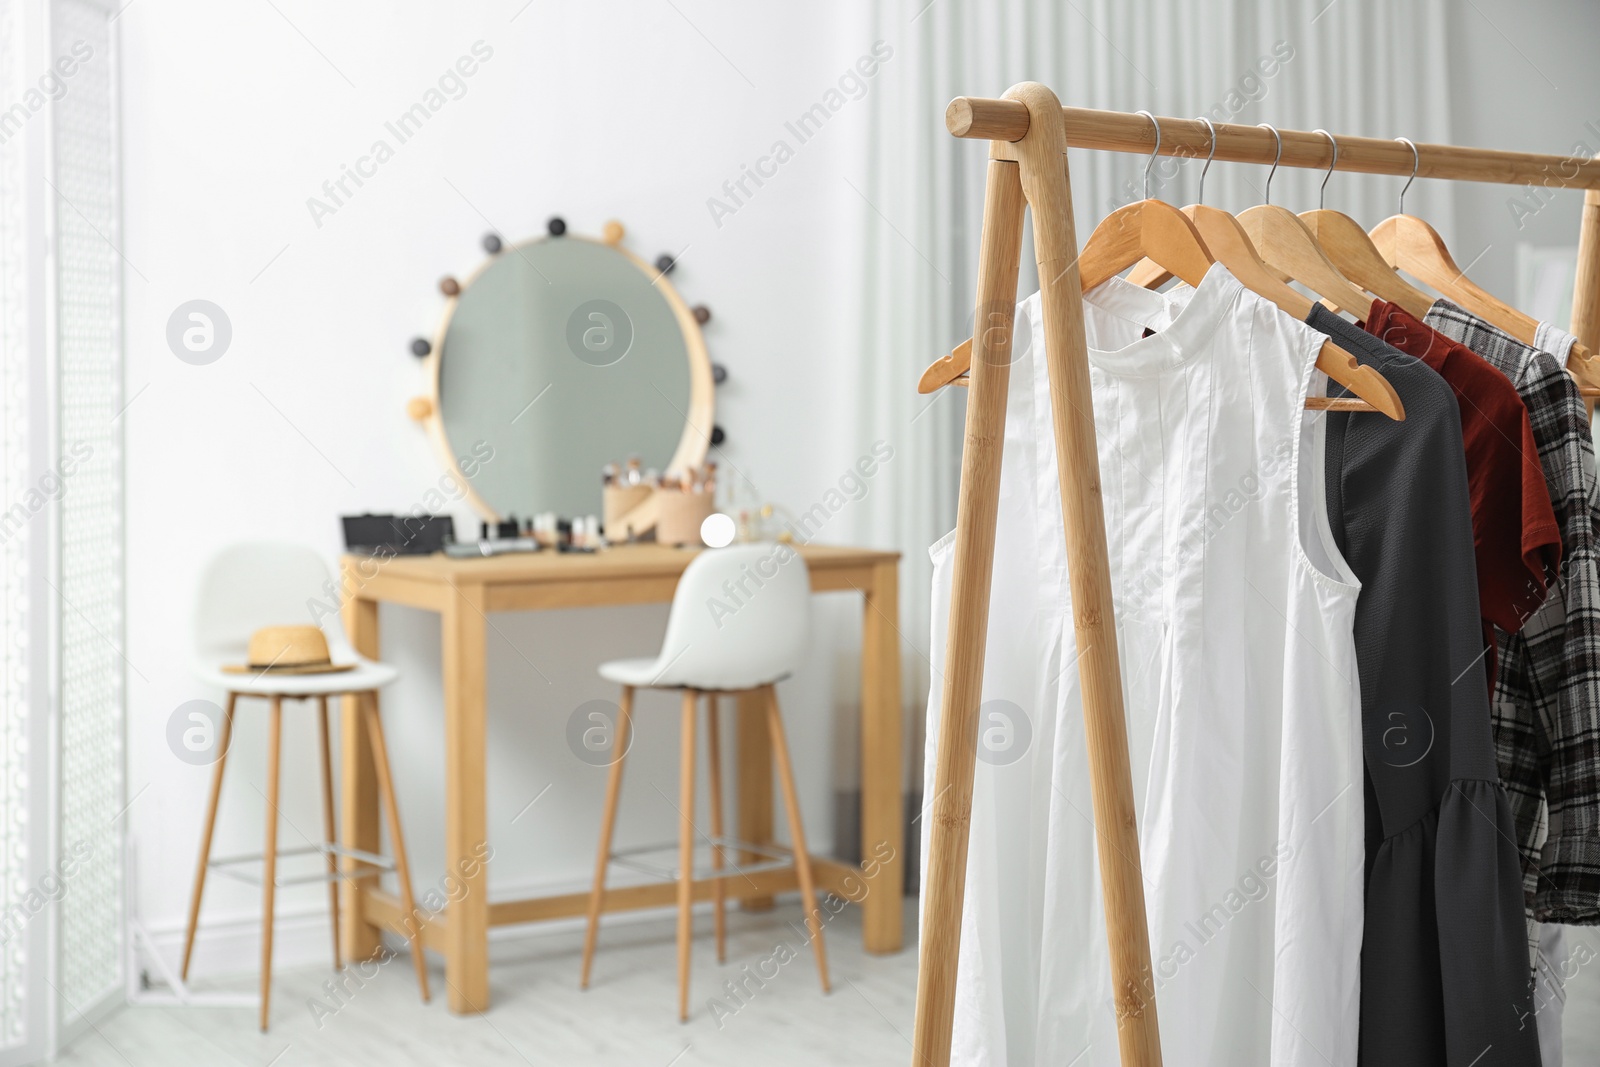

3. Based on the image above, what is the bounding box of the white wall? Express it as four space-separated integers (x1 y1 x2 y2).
119 0 883 971
1445 0 1600 306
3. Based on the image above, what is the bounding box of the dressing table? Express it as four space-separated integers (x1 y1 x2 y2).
336 543 903 1013
338 219 903 1013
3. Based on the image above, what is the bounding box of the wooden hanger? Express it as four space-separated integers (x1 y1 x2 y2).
1128 122 1372 315
1125 115 1218 290
917 196 1212 393
1075 115 1401 415
1370 138 1531 331
1290 135 1435 319
1180 202 1403 417
1369 138 1598 390
1300 208 1435 318
918 338 972 393
1077 197 1215 292
920 112 1215 394
922 114 1405 419
1369 205 1600 388
1236 126 1373 315
1369 213 1533 324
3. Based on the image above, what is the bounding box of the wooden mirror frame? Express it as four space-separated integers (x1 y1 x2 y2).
410 221 715 522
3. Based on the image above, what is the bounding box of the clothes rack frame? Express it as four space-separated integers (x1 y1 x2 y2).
913 83 1600 1067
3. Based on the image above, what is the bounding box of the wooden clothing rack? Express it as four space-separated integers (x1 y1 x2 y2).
913 83 1600 1067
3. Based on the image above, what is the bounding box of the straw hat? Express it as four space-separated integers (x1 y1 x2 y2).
222 625 354 675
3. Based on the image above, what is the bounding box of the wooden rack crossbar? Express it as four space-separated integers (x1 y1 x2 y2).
914 84 1600 1067
949 100 1600 190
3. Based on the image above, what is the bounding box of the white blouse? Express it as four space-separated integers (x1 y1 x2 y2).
920 266 1365 1066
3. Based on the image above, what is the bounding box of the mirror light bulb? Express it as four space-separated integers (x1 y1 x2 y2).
700 512 735 548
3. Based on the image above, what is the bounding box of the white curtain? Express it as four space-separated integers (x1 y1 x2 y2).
844 0 1453 809
0 0 124 1060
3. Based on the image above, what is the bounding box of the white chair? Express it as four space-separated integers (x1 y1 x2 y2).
181 542 429 1030
580 542 830 1021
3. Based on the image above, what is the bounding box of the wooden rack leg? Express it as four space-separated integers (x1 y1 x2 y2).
1012 81 1162 1065
910 154 1027 1067
1571 174 1600 419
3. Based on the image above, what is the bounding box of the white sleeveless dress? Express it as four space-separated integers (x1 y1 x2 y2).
920 266 1365 1066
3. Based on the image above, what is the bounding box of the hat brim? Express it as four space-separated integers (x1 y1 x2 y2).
220 662 356 676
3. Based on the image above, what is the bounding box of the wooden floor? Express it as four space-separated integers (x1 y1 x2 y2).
64 901 919 1066
54 904 1600 1064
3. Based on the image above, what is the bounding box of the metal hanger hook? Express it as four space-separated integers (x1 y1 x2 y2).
1256 123 1283 205
1313 129 1337 210
1135 110 1161 199
1396 137 1419 213
1196 116 1217 205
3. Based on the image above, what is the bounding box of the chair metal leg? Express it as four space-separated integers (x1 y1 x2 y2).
766 684 830 993
677 689 698 1022
581 685 633 989
316 696 342 972
261 695 283 1030
705 693 727 964
181 691 235 981
363 691 432 1003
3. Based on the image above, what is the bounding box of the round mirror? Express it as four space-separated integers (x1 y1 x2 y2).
423 229 712 520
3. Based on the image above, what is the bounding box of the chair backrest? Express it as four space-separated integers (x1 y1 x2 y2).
192 541 352 665
650 543 811 690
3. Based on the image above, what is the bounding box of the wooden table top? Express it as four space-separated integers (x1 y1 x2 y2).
344 541 900 587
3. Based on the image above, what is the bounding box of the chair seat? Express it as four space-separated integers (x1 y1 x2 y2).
597 656 786 691
192 656 397 696
597 657 662 687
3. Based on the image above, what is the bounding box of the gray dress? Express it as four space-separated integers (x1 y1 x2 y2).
1308 304 1540 1066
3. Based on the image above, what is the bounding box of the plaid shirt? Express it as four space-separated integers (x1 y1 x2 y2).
1425 300 1600 934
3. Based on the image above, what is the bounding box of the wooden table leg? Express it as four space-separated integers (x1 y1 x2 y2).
860 558 904 953
340 587 383 962
443 582 490 1013
736 690 774 911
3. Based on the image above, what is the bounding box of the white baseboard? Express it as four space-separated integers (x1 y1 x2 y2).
139 902 338 986
58 982 124 1053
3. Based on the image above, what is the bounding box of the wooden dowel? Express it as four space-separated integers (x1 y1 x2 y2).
1572 183 1600 350
947 100 1600 190
1573 177 1600 420
910 156 1028 1067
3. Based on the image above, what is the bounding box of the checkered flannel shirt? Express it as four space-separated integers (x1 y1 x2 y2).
1425 299 1600 936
